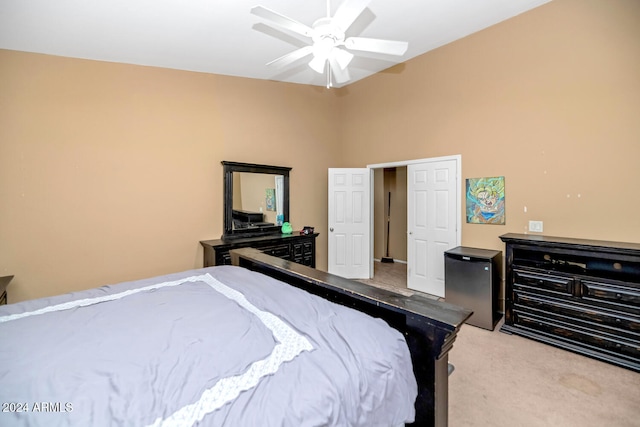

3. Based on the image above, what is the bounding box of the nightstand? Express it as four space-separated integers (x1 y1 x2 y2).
0 275 13 305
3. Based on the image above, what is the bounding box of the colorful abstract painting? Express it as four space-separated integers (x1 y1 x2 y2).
265 188 275 211
466 176 505 224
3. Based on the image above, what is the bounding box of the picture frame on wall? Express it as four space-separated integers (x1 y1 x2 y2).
265 188 275 211
466 176 505 224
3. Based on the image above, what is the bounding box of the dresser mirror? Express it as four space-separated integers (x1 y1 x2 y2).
222 161 291 239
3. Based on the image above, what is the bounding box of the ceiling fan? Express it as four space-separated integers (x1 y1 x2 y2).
251 0 409 87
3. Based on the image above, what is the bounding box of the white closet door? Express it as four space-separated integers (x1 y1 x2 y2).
328 168 371 279
407 160 457 297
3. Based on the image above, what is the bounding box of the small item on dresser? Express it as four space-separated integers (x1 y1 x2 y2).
281 222 293 234
300 226 315 235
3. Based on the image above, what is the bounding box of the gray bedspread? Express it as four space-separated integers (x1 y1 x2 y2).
0 266 417 426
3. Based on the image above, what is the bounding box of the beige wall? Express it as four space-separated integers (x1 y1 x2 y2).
2 0 639 303
0 52 340 303
341 0 640 255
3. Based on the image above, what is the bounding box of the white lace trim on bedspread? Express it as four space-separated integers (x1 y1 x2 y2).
0 273 314 427
146 274 314 427
0 274 207 323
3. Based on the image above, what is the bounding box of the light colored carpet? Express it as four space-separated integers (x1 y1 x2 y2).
448 321 640 426
362 261 640 426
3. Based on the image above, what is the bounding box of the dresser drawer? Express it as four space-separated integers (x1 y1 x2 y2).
581 280 640 312
513 291 640 338
513 269 574 295
261 244 291 259
513 310 640 360
202 234 318 268
292 243 304 257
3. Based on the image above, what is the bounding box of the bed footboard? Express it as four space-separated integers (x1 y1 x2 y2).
230 248 472 427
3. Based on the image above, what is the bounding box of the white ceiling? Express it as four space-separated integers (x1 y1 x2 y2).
0 0 551 88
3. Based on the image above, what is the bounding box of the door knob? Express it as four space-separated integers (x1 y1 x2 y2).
330 228 334 232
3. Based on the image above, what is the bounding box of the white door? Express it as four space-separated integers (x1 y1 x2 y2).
407 160 458 297
328 168 371 279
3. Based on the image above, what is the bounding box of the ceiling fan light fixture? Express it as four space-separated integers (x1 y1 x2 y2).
309 55 327 73
333 48 353 70
252 0 408 86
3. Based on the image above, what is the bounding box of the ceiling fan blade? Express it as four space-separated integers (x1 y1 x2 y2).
251 6 314 38
266 46 314 68
332 0 370 32
344 37 408 56
329 56 351 84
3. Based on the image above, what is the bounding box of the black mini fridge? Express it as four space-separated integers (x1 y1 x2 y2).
444 246 502 330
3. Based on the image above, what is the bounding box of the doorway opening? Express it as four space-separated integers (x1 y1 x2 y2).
364 156 461 297
369 167 408 292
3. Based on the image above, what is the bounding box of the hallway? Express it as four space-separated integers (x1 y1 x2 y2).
357 260 440 300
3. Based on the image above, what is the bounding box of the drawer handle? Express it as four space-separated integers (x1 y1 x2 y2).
615 293 622 299
615 318 621 324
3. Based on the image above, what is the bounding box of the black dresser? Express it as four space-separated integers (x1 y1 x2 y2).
0 275 12 305
500 233 640 372
201 233 318 268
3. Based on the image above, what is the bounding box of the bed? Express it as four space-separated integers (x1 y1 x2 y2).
0 248 471 427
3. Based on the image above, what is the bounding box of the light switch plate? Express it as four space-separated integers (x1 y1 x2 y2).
529 220 544 233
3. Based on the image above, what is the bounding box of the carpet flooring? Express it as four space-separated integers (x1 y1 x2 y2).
448 320 640 426
361 261 640 426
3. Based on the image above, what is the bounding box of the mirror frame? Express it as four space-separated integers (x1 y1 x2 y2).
222 161 291 239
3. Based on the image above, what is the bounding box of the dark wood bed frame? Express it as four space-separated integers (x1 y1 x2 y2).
231 248 472 427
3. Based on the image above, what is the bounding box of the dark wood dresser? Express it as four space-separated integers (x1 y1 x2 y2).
500 233 640 372
201 233 318 268
0 275 13 305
